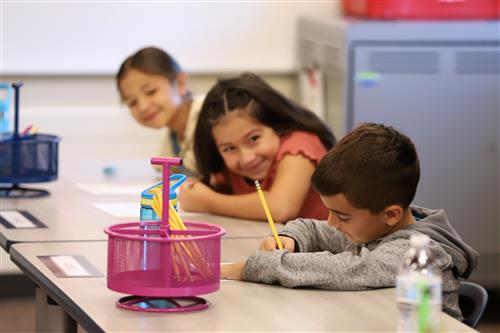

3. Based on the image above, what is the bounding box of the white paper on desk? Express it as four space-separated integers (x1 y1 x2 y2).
93 202 139 218
76 182 150 196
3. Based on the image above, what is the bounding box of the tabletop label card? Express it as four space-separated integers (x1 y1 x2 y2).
50 256 91 276
38 255 103 278
0 210 46 229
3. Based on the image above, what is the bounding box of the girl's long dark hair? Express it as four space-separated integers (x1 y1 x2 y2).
194 73 336 184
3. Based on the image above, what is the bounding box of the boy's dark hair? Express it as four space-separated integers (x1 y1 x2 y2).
116 46 182 98
194 73 336 185
311 123 420 214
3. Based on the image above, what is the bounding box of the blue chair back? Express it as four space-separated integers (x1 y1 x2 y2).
458 281 488 328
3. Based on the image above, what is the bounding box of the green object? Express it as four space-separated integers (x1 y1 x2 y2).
356 71 381 82
418 278 431 333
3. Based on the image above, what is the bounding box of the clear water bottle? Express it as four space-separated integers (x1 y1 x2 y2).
396 234 442 332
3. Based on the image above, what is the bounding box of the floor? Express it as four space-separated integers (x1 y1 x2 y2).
0 298 36 333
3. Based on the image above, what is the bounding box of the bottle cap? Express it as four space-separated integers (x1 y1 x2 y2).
409 234 430 248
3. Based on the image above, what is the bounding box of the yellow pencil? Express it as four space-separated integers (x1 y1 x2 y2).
151 189 210 279
254 180 283 250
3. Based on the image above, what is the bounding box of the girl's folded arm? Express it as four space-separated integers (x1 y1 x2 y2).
202 154 316 222
265 154 317 222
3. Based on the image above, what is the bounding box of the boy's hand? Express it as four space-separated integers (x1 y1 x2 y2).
220 262 246 281
259 236 295 252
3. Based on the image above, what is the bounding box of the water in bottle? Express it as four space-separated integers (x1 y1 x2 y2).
396 234 442 332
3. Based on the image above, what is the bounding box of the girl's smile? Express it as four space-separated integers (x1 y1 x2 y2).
141 109 161 123
212 112 281 180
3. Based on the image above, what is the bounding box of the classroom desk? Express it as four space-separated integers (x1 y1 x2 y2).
10 240 476 333
1 178 121 251
1 159 276 252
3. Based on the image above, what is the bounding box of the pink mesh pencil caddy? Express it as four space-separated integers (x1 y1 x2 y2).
104 157 225 312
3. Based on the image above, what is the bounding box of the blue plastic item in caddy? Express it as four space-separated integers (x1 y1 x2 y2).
0 83 13 136
139 173 187 271
0 83 61 198
140 173 187 221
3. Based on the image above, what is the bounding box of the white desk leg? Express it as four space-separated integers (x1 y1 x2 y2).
35 287 76 333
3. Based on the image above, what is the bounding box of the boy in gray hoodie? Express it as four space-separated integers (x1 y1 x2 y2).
221 123 479 321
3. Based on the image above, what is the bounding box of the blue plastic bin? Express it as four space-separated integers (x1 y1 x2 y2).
0 83 13 136
140 174 187 221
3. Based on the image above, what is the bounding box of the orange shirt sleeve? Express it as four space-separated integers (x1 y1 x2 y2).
276 131 327 164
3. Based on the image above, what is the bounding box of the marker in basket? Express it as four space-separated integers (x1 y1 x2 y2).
20 124 38 136
254 180 283 250
20 124 32 136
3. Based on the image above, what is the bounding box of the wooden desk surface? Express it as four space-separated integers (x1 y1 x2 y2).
1 159 275 251
10 240 476 333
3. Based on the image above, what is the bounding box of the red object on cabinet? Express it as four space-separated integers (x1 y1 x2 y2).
343 0 500 20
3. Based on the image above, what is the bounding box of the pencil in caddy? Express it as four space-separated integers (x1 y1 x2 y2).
104 157 226 313
0 82 61 198
139 174 186 271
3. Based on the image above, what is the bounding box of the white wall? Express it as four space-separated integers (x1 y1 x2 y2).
3 2 340 75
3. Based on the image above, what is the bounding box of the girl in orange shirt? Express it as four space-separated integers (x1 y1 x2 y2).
178 73 336 222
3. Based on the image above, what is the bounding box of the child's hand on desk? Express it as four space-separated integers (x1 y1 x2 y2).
220 262 246 281
178 178 214 212
259 236 295 252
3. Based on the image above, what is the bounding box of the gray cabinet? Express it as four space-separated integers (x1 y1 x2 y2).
352 44 499 251
298 18 499 286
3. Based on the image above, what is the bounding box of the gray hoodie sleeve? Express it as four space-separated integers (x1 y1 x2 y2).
244 243 403 290
244 219 397 290
244 219 454 291
276 218 349 254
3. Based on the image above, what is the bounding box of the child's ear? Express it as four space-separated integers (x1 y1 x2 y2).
383 205 404 226
175 72 189 96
